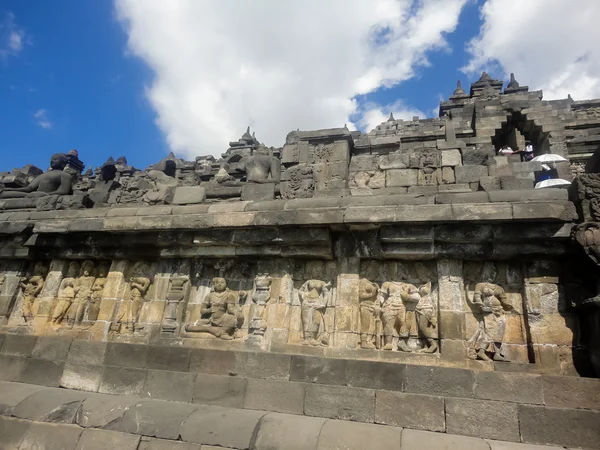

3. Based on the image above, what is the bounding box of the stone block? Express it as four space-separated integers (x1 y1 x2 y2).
436 192 489 204
105 400 198 440
241 183 276 202
475 372 543 404
512 202 577 221
442 149 462 166
379 152 409 170
0 416 31 449
31 336 72 361
77 395 141 428
75 428 141 450
451 203 512 221
0 381 45 415
375 391 445 431
98 366 147 396
104 342 148 368
500 176 533 190
180 405 265 449
68 340 107 365
345 360 405 391
145 369 194 403
542 375 600 410
145 345 191 372
1 334 37 357
405 365 474 398
290 355 346 385
441 166 456 183
461 147 495 165
304 384 374 422
480 176 501 191
138 438 204 450
253 412 325 450
518 404 600 448
349 154 379 171
401 429 490 450
235 351 291 380
0 354 25 381
193 373 247 408
490 189 568 202
13 388 89 422
486 442 563 450
19 422 83 450
244 378 305 414
438 311 465 339
19 358 64 387
445 398 520 441
438 183 472 192
317 419 402 450
172 186 206 205
455 165 489 183
488 163 513 178
386 169 418 187
60 363 103 392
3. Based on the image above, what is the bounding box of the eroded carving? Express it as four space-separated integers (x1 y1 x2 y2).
88 264 108 323
358 278 380 349
299 279 331 346
248 277 271 339
162 276 189 334
415 282 438 353
185 277 245 339
113 262 151 333
66 260 95 327
50 261 79 328
20 262 47 321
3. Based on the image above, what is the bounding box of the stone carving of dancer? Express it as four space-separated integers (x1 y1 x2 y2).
299 279 331 346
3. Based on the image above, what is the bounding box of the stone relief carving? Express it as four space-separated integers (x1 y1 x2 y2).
162 276 189 334
248 277 271 339
185 277 246 340
467 281 513 361
299 279 332 347
88 264 108 323
281 165 314 199
574 106 600 120
50 261 79 328
113 262 151 333
66 260 96 328
415 282 438 353
358 278 381 349
20 262 48 321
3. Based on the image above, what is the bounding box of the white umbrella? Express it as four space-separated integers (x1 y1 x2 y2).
534 178 571 189
532 154 568 163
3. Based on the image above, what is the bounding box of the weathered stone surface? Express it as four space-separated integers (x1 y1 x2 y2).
104 342 148 368
0 416 31 449
445 398 520 441
386 169 418 187
405 365 474 398
541 375 600 410
193 373 247 408
18 422 83 450
461 147 495 165
441 149 462 166
317 419 402 450
0 381 45 415
98 366 147 396
455 165 489 183
253 412 325 450
77 394 140 428
31 336 72 361
172 186 206 205
12 388 89 422
475 372 543 404
235 351 291 380
1 334 37 357
486 441 564 450
519 404 600 448
401 429 490 450
75 428 141 450
345 360 405 391
375 391 445 431
180 405 265 449
244 378 305 414
145 346 191 372
138 438 203 450
67 340 107 365
189 349 236 376
60 363 103 392
290 355 346 385
19 358 64 387
145 369 194 403
0 355 25 381
304 384 374 422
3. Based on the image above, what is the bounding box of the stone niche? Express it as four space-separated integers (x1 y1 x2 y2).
0 256 572 369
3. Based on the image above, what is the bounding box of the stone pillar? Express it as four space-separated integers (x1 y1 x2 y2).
437 259 467 362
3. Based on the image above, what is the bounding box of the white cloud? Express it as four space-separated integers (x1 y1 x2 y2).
33 109 52 129
464 0 600 100
0 13 26 59
358 100 426 132
115 0 467 158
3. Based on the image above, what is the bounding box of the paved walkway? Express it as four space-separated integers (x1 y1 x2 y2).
0 381 579 449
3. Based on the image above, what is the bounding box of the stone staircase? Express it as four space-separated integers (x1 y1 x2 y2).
0 333 599 449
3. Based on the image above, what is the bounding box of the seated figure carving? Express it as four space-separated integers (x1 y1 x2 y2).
0 153 73 198
238 147 281 183
185 277 245 340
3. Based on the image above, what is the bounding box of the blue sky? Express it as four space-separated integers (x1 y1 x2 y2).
2 0 597 173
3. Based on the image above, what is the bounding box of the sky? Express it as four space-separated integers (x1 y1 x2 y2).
2 0 600 173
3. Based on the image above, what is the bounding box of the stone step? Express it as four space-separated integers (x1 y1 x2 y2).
1 335 600 447
0 381 573 450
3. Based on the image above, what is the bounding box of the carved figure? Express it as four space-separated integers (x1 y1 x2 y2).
50 261 79 328
379 282 412 352
467 282 513 361
248 277 271 339
185 277 245 340
299 279 331 346
0 153 73 198
239 148 281 183
115 262 151 332
162 276 188 333
358 278 380 349
415 282 438 353
20 263 47 321
88 265 108 323
67 260 96 327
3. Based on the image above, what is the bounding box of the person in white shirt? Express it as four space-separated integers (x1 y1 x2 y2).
523 141 534 161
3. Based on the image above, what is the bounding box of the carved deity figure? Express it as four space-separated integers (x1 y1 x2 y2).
358 278 380 349
20 263 47 321
299 280 331 346
0 153 73 198
88 265 108 323
67 260 96 327
186 277 245 340
115 262 151 332
50 261 79 328
379 282 412 352
239 148 281 183
467 282 513 361
415 282 438 353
